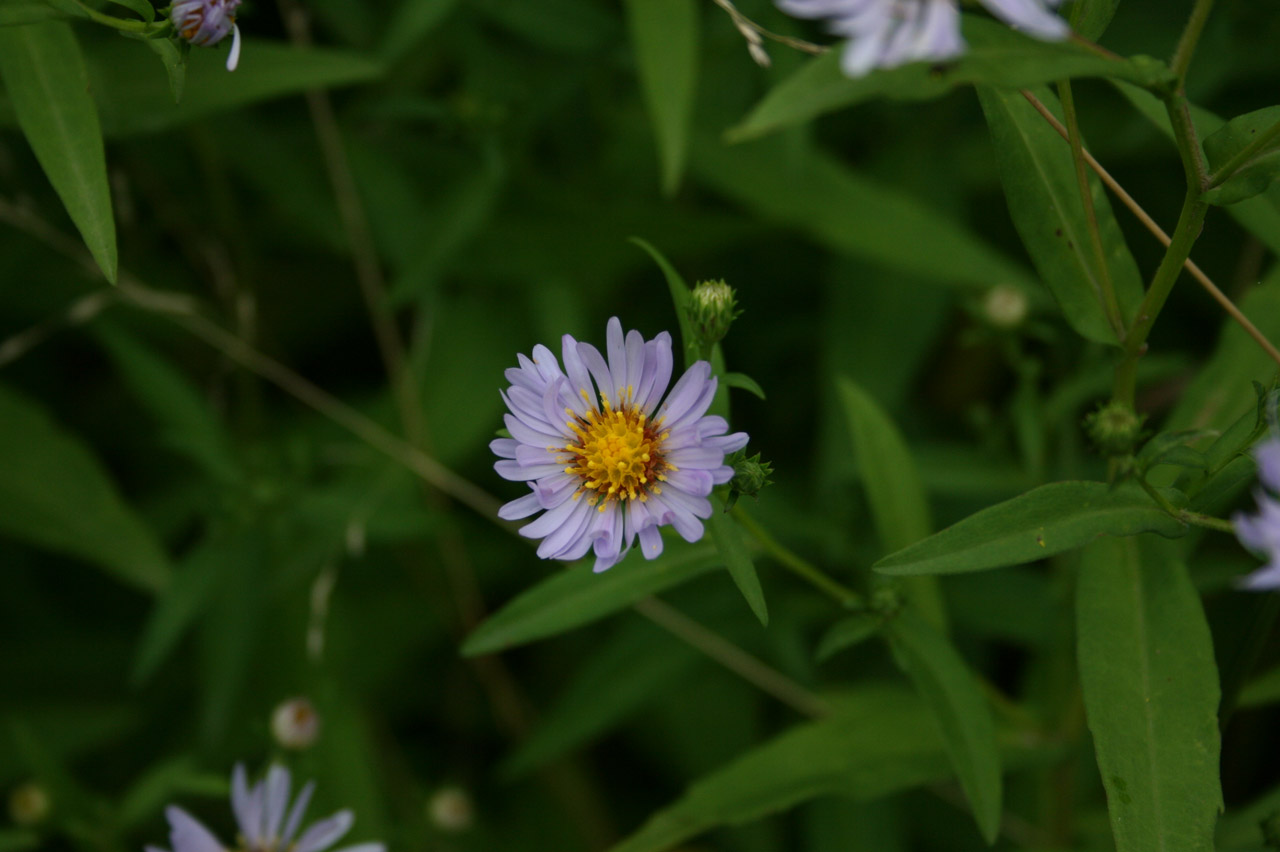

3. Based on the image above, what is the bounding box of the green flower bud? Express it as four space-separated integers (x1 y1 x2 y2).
687 279 741 347
1085 401 1146 456
729 452 773 500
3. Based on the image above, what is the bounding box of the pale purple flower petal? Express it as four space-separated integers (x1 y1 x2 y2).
1234 483 1280 590
295 810 355 852
493 317 750 572
1256 438 1280 492
165 807 223 852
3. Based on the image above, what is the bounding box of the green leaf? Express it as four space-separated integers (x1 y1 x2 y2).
1068 0 1121 41
728 16 1167 142
887 610 1001 842
379 0 461 61
461 543 721 656
117 756 226 828
707 504 767 626
0 4 63 26
624 0 697 195
103 0 154 22
0 21 116 282
0 831 39 852
1239 663 1280 708
0 384 169 592
1077 537 1222 852
874 481 1187 576
96 324 241 485
977 84 1143 345
723 371 765 400
1203 107 1280 205
692 134 1036 294
607 686 956 852
836 376 946 630
141 37 187 104
631 237 695 366
815 614 881 662
76 40 384 137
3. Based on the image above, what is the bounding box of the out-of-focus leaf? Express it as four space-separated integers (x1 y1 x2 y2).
1070 0 1121 40
503 617 700 778
0 4 62 26
707 504 767 626
69 40 385 136
624 0 697 195
96 324 241 485
103 0 154 22
607 686 955 852
836 376 945 629
198 533 265 744
886 609 1001 843
977 85 1143 345
117 756 226 828
724 372 765 400
1077 537 1222 852
815 614 881 661
631 237 695 366
0 21 116 282
0 384 169 592
472 0 617 53
462 543 722 655
1240 663 1280 708
728 16 1168 142
141 36 187 103
874 481 1186 576
379 0 461 61
0 831 39 852
1204 107 1280 205
692 134 1036 294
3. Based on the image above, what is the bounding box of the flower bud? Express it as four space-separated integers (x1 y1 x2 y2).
728 452 772 506
1084 401 1145 456
982 283 1028 329
427 786 474 832
687 279 741 347
271 697 320 749
171 0 243 70
8 782 50 826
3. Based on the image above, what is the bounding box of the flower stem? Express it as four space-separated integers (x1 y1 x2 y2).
1134 475 1233 532
1170 0 1216 85
1055 80 1125 341
730 507 865 609
69 0 160 33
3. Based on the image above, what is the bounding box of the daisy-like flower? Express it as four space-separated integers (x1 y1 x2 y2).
145 764 384 852
776 0 1068 78
171 0 243 71
492 317 749 573
1234 438 1280 591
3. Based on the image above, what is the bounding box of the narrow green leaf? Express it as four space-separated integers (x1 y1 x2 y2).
1239 663 1280 708
117 756 226 828
874 481 1187 576
692 134 1037 294
503 618 700 778
887 610 1002 843
723 371 765 400
816 614 881 661
380 0 461 63
630 237 695 366
0 21 116 281
461 543 721 656
977 84 1143 345
1203 107 1280 205
607 686 955 852
728 16 1168 142
1077 537 1222 852
624 0 697 195
0 384 169 592
1069 0 1121 40
836 376 946 629
97 324 241 485
103 0 154 22
0 4 63 26
707 505 767 626
141 37 187 104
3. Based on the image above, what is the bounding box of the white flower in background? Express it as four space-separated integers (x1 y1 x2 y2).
1234 438 1280 590
145 764 384 852
271 697 321 750
775 0 1069 78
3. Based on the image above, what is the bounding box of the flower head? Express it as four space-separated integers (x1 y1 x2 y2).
492 317 749 572
171 0 243 71
145 764 384 852
1233 437 1280 590
271 697 320 750
776 0 1068 78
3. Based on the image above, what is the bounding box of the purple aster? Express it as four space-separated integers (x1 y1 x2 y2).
1233 437 1280 591
492 317 749 573
171 0 243 71
144 764 384 852
776 0 1068 78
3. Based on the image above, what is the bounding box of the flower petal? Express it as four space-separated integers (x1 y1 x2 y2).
498 492 543 520
295 810 355 852
166 806 225 852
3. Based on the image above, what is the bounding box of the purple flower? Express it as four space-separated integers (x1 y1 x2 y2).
492 317 749 573
1233 437 1280 591
776 0 1068 78
171 0 243 71
145 764 383 852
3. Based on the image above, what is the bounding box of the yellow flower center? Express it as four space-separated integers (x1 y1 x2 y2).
562 393 670 508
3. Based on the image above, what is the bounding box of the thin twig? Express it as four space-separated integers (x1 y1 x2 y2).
710 0 828 65
1019 91 1280 369
635 596 832 719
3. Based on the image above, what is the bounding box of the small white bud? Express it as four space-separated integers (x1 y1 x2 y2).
427 786 474 832
982 283 1028 329
271 697 320 749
